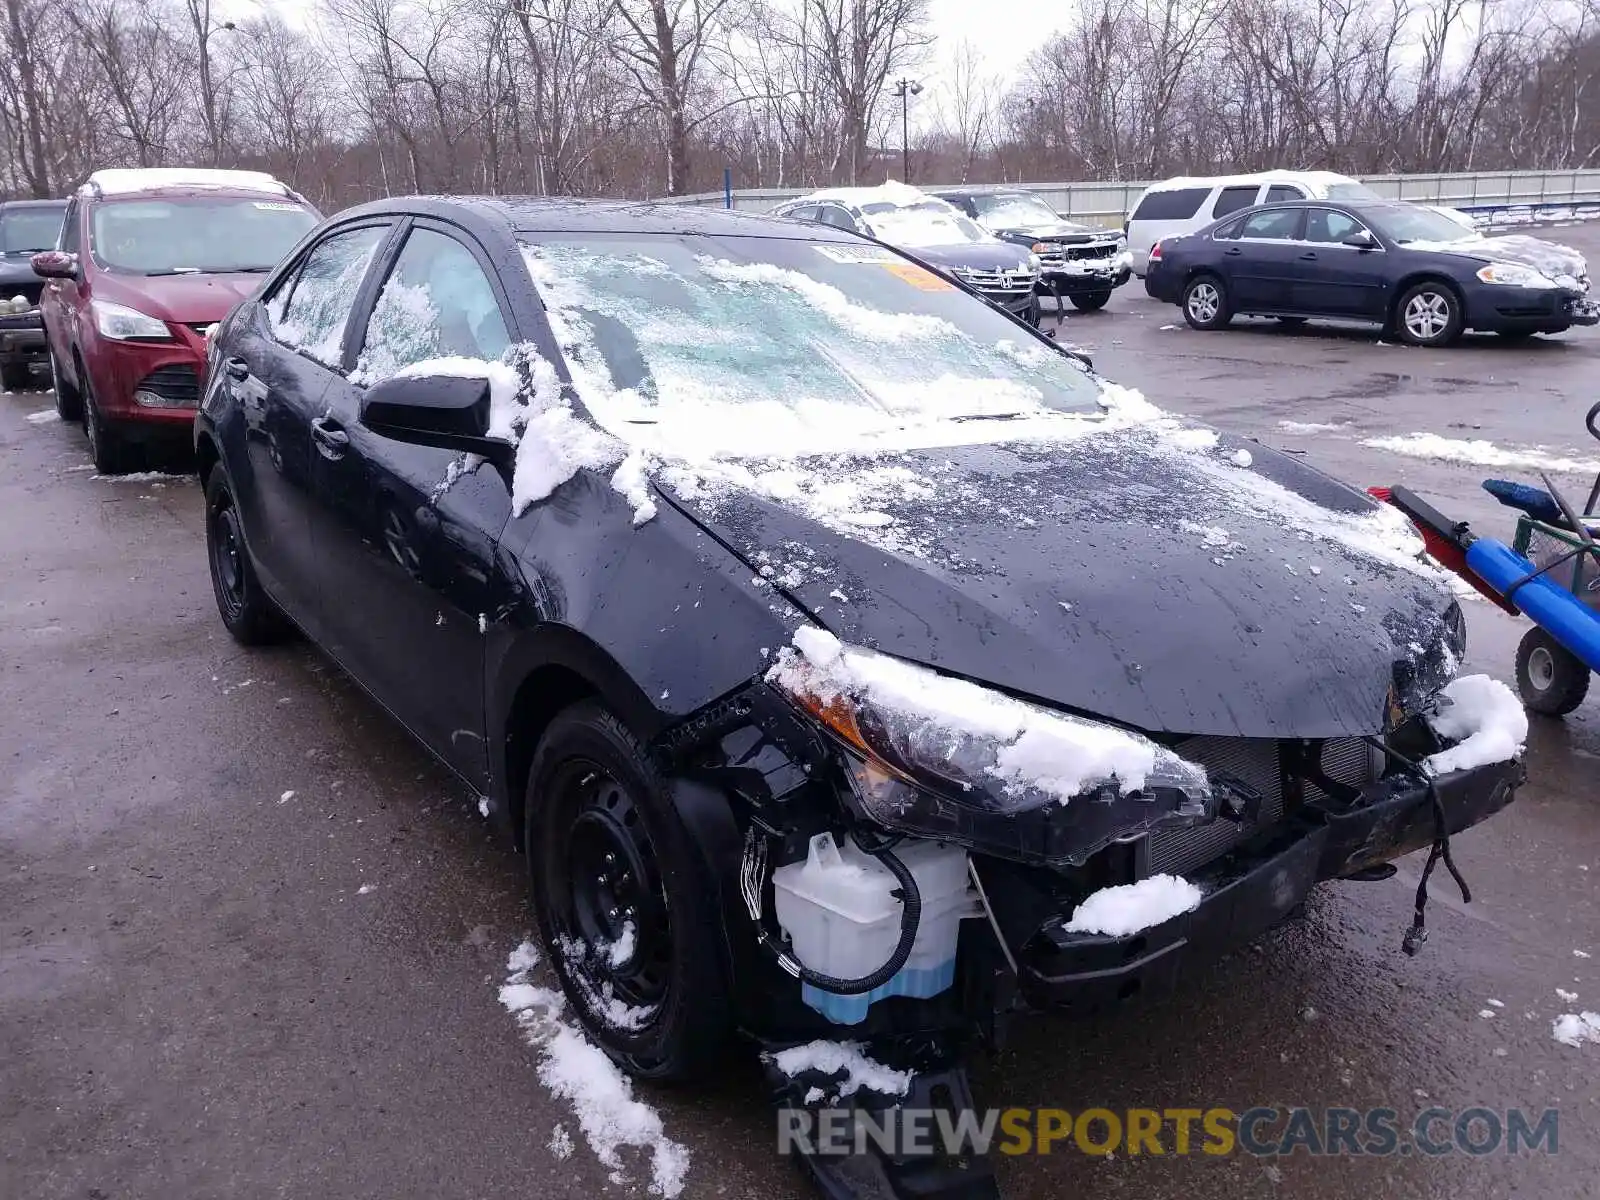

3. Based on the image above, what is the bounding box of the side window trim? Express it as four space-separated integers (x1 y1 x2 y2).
58 198 81 254
345 217 517 380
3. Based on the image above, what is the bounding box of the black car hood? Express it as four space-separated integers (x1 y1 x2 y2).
0 255 42 289
1410 234 1587 280
660 423 1460 739
910 242 1034 272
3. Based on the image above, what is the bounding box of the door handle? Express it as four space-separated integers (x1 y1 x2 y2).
311 416 350 460
224 356 250 382
1224 247 1242 256
1299 252 1318 260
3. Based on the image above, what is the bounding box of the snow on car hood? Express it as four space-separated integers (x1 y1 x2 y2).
1407 233 1588 282
657 407 1461 740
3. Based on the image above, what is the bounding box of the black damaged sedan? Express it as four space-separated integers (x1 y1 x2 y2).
198 196 1524 1200
1146 198 1598 345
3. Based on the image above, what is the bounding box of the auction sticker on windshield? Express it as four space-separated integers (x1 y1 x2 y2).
883 261 955 290
815 245 898 264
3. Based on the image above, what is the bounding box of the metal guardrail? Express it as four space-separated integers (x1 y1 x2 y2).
668 169 1600 229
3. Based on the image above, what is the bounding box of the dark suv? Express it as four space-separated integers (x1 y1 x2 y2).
33 169 318 471
0 199 68 391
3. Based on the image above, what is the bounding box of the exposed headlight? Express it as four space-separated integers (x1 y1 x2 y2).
1476 262 1556 288
767 630 1214 865
91 299 171 341
1031 242 1059 254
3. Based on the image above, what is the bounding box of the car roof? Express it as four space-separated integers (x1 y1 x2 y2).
330 195 864 241
779 181 950 212
79 168 299 201
930 187 1041 197
1142 169 1358 193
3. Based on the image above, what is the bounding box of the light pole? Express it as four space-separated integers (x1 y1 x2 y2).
891 77 922 183
198 17 237 165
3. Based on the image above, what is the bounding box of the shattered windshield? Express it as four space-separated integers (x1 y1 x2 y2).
519 233 1100 457
970 193 1060 227
91 196 318 275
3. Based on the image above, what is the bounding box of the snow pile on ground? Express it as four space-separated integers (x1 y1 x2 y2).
90 471 192 484
1362 432 1600 475
768 626 1208 802
1423 674 1528 774
1063 874 1204 937
1551 1012 1600 1048
25 409 55 424
1278 420 1347 434
767 1039 914 1100
497 942 690 1197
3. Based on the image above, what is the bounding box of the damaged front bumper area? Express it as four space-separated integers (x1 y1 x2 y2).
997 757 1523 1013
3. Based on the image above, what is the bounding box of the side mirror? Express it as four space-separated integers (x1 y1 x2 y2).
1342 230 1379 251
360 372 514 469
30 250 78 279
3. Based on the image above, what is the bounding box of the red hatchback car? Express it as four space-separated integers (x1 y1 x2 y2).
33 169 318 472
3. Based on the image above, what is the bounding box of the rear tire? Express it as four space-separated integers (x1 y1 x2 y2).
205 472 287 645
50 346 81 420
1 361 31 391
1515 627 1590 717
1394 281 1463 346
1069 290 1112 312
1182 273 1232 330
525 701 731 1082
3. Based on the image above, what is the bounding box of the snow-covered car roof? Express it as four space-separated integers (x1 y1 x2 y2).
1141 169 1360 194
781 180 954 215
80 168 296 199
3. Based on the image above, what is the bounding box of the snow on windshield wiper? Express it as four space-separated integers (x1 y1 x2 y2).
144 267 203 275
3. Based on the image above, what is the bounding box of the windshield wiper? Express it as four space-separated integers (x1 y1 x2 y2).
143 267 203 276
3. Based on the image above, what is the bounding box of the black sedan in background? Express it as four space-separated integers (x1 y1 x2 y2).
1145 199 1597 345
933 187 1132 311
197 194 1522 1198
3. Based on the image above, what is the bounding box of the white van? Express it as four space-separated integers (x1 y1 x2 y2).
1125 171 1383 276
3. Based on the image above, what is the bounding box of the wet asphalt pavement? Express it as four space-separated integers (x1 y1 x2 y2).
4 226 1600 1200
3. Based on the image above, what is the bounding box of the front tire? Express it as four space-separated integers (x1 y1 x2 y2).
1182 273 1232 330
1394 282 1463 346
526 702 731 1082
1069 289 1112 312
50 346 82 420
1516 627 1590 717
79 356 128 474
205 472 287 645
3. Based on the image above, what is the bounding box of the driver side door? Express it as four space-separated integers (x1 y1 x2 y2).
307 219 517 788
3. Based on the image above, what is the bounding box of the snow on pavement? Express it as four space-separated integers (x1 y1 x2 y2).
1063 874 1204 937
497 941 690 1197
1362 432 1600 475
1552 1012 1600 1048
25 409 55 424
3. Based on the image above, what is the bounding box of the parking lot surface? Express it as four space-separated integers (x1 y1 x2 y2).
3 225 1599 1200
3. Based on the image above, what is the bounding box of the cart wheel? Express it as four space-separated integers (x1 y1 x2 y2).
1515 627 1591 717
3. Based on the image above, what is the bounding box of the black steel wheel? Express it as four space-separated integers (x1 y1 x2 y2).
1069 289 1112 312
526 702 730 1081
205 472 286 645
0 361 31 391
1516 627 1590 717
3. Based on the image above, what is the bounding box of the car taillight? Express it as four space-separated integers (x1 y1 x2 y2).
1149 241 1163 263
